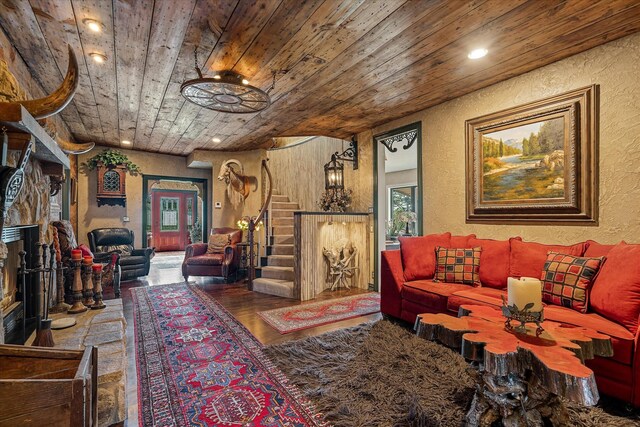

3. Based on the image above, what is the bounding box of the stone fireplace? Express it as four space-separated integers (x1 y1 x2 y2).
1 225 40 344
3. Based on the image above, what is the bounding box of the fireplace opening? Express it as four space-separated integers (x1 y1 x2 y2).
2 225 40 344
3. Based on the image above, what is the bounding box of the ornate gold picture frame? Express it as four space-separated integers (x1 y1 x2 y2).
466 85 598 224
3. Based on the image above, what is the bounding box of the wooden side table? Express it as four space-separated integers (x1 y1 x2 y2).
415 304 613 427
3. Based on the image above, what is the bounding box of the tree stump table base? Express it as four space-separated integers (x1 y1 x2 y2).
415 305 613 427
466 371 569 427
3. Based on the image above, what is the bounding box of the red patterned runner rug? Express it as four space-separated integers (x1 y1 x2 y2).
132 283 327 426
258 293 380 334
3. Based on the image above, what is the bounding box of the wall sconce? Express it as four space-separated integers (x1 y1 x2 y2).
324 136 358 190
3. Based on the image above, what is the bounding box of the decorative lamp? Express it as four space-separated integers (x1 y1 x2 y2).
323 136 358 190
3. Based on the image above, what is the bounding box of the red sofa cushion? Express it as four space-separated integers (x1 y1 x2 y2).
450 234 476 247
468 237 519 289
541 252 605 313
508 239 586 279
399 232 451 281
584 240 622 257
401 280 469 312
186 253 224 266
590 242 640 333
544 305 634 365
447 288 507 313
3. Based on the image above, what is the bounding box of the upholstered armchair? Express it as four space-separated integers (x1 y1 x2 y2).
182 227 243 282
50 220 121 298
87 228 155 282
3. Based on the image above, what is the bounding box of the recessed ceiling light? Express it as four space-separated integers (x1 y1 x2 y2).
83 18 103 33
213 74 221 80
211 137 221 143
468 48 488 59
121 140 132 145
241 78 249 85
89 52 107 63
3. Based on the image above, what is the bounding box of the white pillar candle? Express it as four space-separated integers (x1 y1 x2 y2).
507 277 543 311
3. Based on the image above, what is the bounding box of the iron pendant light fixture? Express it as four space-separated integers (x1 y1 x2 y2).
181 48 271 113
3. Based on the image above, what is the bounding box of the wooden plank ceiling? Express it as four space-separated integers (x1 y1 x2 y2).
1 0 639 155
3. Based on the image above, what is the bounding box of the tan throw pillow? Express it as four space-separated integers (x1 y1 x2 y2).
207 233 231 254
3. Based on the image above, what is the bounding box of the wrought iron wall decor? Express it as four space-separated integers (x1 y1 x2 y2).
378 129 417 153
0 129 33 238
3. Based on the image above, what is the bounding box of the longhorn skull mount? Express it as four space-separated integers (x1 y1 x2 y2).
0 45 95 155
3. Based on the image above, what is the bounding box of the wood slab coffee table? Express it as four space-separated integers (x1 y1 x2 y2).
415 304 613 427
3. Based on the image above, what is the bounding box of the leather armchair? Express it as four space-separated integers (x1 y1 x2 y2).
183 228 242 282
88 228 155 282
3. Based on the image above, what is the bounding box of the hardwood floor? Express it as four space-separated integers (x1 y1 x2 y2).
111 251 381 426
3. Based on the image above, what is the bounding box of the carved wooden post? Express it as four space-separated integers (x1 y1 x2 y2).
0 241 6 344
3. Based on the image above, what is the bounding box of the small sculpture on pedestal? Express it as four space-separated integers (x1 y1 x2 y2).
82 256 95 307
68 249 87 314
91 264 106 310
323 240 359 291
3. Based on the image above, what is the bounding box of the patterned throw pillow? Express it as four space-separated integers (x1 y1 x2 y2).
206 233 231 254
434 246 482 286
541 252 605 313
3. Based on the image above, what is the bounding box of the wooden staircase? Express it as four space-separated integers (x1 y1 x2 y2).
252 193 297 298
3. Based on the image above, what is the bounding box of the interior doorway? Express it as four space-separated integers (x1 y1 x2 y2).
142 176 208 251
373 122 423 289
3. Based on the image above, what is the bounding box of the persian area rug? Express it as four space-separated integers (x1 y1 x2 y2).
257 293 381 334
264 321 640 427
131 283 326 427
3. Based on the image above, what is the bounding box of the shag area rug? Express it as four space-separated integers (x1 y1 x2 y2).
132 283 326 426
258 293 380 334
264 320 640 427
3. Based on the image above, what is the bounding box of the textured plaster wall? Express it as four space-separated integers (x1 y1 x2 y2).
188 149 267 229
77 147 210 248
358 32 640 245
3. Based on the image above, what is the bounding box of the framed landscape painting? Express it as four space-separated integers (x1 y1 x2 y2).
465 85 598 224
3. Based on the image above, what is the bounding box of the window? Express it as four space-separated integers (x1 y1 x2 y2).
388 185 417 237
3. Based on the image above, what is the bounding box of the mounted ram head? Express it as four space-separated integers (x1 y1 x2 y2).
217 159 257 209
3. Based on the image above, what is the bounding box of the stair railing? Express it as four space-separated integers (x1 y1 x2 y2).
247 159 273 290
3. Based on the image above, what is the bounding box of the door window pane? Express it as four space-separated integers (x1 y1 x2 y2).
161 197 180 231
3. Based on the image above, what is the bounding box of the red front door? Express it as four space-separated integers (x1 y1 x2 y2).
152 190 196 251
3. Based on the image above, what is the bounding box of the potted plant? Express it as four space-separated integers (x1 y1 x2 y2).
318 188 353 212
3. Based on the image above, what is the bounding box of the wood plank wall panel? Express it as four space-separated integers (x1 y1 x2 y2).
267 136 345 210
29 0 104 142
294 213 369 301
1 1 639 153
113 0 153 146
133 0 197 151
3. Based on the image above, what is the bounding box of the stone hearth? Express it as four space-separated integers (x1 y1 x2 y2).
27 300 126 426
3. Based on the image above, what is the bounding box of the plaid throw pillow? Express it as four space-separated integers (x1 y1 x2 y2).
206 233 231 254
541 252 605 313
434 246 482 286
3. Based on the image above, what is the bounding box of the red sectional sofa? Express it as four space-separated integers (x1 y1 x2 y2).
380 232 640 406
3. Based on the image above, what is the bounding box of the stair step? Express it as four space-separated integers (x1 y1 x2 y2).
271 245 294 255
272 202 298 210
271 195 289 203
268 255 294 267
272 226 293 236
261 266 294 281
271 209 296 218
272 235 293 245
272 217 294 227
253 278 295 299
